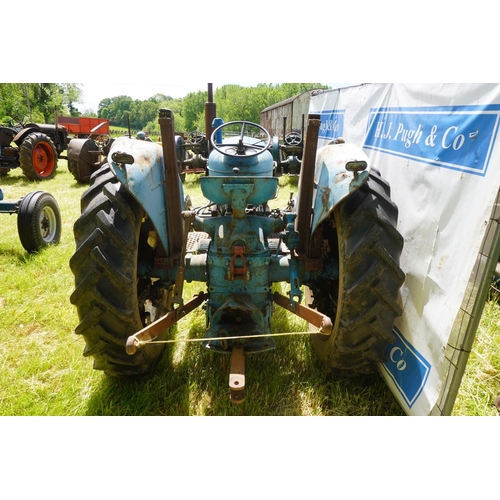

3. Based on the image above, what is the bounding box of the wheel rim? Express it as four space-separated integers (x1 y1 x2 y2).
32 142 55 177
39 206 57 242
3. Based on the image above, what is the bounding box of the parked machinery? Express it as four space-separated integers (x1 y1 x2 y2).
0 189 61 253
70 86 405 403
67 129 113 184
0 116 68 180
272 116 304 175
68 123 186 184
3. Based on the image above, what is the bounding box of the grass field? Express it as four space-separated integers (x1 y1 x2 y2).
0 156 499 416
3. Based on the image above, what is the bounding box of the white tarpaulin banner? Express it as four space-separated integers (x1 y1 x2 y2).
310 83 500 415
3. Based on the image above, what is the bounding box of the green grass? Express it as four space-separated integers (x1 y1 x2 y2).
0 159 498 416
452 297 500 415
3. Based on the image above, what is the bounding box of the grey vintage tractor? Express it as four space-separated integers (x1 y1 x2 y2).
70 92 405 403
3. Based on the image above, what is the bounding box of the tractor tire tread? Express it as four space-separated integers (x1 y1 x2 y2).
19 132 58 180
310 168 405 375
70 164 167 377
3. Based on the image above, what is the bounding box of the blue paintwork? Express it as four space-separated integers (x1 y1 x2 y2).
308 142 370 237
199 176 278 208
109 122 371 354
207 147 274 177
188 133 287 351
0 189 18 213
193 207 286 351
108 136 185 256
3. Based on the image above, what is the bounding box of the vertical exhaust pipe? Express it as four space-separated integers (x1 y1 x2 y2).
54 106 61 151
204 83 216 154
158 108 183 260
295 113 321 257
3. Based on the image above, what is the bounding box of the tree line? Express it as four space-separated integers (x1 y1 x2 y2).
99 83 329 135
1 83 329 134
0 83 82 124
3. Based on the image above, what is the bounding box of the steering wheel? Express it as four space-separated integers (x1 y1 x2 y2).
285 131 302 146
95 134 111 149
10 116 27 129
211 121 271 158
188 131 205 144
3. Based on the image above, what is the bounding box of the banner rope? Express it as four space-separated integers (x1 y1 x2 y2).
136 330 320 347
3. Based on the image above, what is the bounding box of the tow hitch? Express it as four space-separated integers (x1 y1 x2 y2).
229 346 246 404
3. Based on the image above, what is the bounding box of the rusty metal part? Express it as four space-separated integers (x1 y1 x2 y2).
168 211 195 310
125 292 207 355
295 114 321 257
204 84 216 155
229 245 247 280
273 292 332 335
229 346 245 404
159 108 183 260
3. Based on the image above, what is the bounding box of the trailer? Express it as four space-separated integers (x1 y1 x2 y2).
57 116 110 138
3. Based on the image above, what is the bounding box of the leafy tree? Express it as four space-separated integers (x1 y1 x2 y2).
97 95 134 128
174 83 329 135
148 93 173 103
0 83 25 123
182 90 208 132
0 83 83 124
213 83 329 124
1 82 327 129
144 97 184 136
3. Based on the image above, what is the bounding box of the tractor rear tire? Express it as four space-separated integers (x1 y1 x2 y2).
308 168 405 376
17 191 61 253
19 132 58 180
69 164 169 377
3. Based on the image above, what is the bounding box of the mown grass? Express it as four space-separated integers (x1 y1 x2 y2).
452 297 500 415
0 158 498 416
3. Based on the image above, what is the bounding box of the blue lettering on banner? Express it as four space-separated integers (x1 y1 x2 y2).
318 109 345 140
382 326 431 408
364 105 500 176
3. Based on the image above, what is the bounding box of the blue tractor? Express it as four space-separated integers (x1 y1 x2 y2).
70 87 404 403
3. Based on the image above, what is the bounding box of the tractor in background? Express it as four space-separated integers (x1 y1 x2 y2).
0 116 69 181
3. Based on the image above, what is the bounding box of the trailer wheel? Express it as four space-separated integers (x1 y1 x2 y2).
307 168 405 375
17 191 61 253
19 132 58 180
69 164 169 377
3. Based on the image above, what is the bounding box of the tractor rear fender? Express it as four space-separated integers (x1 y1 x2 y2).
13 125 42 146
108 136 184 256
310 141 371 236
